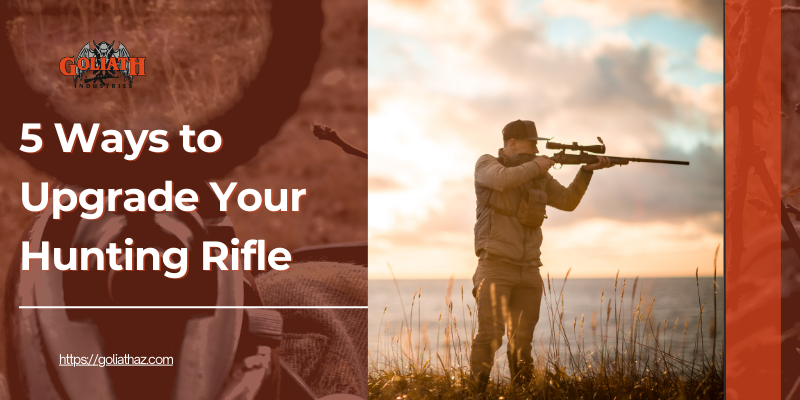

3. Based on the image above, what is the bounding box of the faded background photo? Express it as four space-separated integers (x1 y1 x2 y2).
0 0 367 395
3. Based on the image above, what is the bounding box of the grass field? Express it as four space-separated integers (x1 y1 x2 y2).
369 253 723 399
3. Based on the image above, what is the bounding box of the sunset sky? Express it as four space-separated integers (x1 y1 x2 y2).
368 0 723 279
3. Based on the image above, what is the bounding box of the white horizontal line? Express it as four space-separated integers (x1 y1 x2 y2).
21 306 368 309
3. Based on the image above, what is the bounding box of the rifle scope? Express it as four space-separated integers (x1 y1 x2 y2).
546 140 606 154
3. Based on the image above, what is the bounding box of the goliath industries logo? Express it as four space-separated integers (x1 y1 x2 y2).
59 41 146 88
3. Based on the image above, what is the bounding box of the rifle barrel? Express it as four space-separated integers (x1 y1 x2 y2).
618 157 689 165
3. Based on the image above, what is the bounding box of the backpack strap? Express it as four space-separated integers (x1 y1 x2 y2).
476 197 516 217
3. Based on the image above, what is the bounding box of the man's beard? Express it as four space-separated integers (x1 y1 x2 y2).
498 149 537 167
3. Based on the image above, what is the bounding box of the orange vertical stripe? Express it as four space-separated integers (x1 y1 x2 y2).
725 0 781 398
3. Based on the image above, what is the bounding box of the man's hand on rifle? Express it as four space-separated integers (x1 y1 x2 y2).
534 156 556 173
581 156 612 171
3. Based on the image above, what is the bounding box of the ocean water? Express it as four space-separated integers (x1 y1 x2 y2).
369 277 723 372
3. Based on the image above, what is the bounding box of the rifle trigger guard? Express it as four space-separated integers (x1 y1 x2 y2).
553 163 562 170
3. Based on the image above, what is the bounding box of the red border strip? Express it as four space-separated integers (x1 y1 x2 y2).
725 0 781 398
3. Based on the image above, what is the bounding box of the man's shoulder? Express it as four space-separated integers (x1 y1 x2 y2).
475 154 499 186
476 154 498 167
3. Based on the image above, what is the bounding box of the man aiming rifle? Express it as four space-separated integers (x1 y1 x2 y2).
470 119 612 391
469 119 688 390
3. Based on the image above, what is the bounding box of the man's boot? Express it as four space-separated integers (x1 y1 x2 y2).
472 369 490 394
509 360 533 386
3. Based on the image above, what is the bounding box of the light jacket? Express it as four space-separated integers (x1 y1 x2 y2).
473 151 593 266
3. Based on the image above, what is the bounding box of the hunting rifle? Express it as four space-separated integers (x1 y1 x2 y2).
544 137 689 166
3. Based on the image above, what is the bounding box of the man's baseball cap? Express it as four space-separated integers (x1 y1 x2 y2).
502 120 549 141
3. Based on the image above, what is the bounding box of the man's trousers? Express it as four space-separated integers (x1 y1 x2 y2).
469 258 544 387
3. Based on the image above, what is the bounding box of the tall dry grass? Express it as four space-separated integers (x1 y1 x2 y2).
369 248 723 399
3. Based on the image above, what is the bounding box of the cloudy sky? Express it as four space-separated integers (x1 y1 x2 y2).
368 0 723 280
